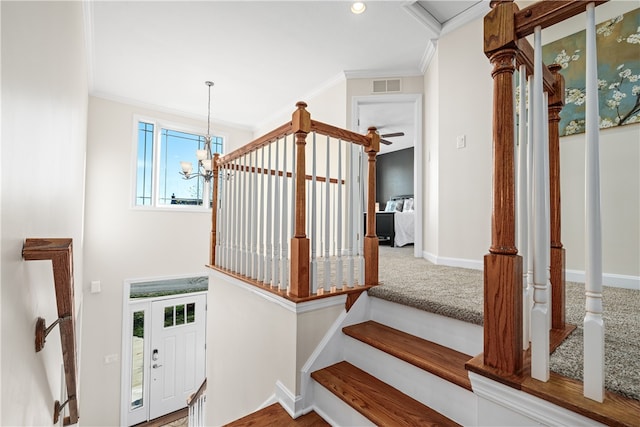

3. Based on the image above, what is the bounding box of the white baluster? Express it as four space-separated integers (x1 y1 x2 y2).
290 137 296 288
257 147 265 282
526 76 535 345
346 141 355 288
248 150 256 279
324 136 331 291
215 162 223 266
584 1 605 403
311 133 318 294
281 136 289 291
273 138 281 289
233 159 240 273
265 144 273 285
240 154 248 275
358 146 365 286
336 139 344 290
517 64 531 349
531 25 550 382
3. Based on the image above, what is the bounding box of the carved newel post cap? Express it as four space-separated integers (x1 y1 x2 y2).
296 101 307 109
548 63 563 74
490 0 514 8
367 126 377 133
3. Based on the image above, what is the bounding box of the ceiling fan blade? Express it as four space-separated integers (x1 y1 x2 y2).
380 139 393 145
380 132 404 138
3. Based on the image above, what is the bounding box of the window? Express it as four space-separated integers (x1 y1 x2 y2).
134 119 223 208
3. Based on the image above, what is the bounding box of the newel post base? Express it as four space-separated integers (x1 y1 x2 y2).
551 246 566 330
290 237 310 298
484 253 523 375
364 236 379 287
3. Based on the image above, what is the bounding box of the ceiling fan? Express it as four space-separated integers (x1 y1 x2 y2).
380 131 404 145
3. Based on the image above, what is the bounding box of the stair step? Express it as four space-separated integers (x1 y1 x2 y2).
311 361 460 427
223 402 329 426
343 320 473 391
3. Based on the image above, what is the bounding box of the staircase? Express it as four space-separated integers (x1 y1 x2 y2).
222 292 629 426
305 294 482 426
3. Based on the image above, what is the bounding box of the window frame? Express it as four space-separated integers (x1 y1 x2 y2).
131 115 225 212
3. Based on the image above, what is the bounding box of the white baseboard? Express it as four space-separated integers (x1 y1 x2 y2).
565 269 639 290
275 381 306 419
422 252 639 290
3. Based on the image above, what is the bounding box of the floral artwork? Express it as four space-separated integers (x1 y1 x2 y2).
542 7 640 136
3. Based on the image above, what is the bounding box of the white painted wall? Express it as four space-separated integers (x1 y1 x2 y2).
429 18 494 265
80 96 253 425
1 1 88 424
206 271 344 426
424 2 639 281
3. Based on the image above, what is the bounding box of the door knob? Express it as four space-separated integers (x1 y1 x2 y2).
152 363 162 369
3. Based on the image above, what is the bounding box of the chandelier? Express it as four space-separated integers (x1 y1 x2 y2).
179 81 215 206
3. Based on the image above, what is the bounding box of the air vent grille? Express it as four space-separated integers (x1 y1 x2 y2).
372 78 402 93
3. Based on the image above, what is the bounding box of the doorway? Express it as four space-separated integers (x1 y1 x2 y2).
121 275 208 426
352 94 423 257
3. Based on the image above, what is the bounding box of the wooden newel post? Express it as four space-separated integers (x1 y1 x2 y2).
290 102 311 298
548 64 566 330
483 0 523 375
364 127 380 287
210 153 220 266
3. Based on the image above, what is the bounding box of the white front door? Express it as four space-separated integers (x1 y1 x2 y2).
149 294 206 420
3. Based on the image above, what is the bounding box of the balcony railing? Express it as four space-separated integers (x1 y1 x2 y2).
208 102 380 302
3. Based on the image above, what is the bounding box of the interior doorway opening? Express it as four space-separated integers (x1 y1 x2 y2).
352 94 423 257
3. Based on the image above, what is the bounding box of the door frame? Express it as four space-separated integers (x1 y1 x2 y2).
120 273 208 426
351 94 423 258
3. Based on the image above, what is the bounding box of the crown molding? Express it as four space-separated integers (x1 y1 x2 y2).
343 68 423 80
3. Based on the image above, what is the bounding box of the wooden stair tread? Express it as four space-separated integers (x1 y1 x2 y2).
311 361 460 426
343 320 473 391
223 402 329 426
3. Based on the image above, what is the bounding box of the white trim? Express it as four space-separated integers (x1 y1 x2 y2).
275 381 305 419
351 94 423 258
566 269 639 290
469 372 606 427
209 269 347 314
440 0 491 36
422 251 639 289
343 68 423 80
402 2 441 36
82 0 95 91
419 39 438 75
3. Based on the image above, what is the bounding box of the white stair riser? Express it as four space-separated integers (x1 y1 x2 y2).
370 297 483 356
311 379 375 427
344 337 477 426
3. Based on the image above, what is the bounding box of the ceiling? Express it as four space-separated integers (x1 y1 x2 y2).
87 0 487 148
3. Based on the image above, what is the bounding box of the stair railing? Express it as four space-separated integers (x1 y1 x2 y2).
480 0 607 402
22 238 79 425
187 378 207 427
209 102 380 302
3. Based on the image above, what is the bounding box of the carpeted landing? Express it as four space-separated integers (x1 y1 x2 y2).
372 245 639 401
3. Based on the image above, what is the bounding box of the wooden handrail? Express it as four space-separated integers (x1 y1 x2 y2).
22 238 79 425
187 378 207 406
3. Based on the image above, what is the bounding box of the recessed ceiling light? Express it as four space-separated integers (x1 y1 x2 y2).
351 2 366 14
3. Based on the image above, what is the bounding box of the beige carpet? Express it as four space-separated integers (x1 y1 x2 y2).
372 245 639 401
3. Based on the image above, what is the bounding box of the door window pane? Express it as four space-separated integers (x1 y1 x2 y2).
131 310 145 410
164 306 174 327
176 304 185 325
186 303 195 323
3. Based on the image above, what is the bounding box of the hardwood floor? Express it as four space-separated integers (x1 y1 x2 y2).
223 403 329 426
133 408 188 427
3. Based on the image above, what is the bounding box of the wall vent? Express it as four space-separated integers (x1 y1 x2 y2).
372 78 402 93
